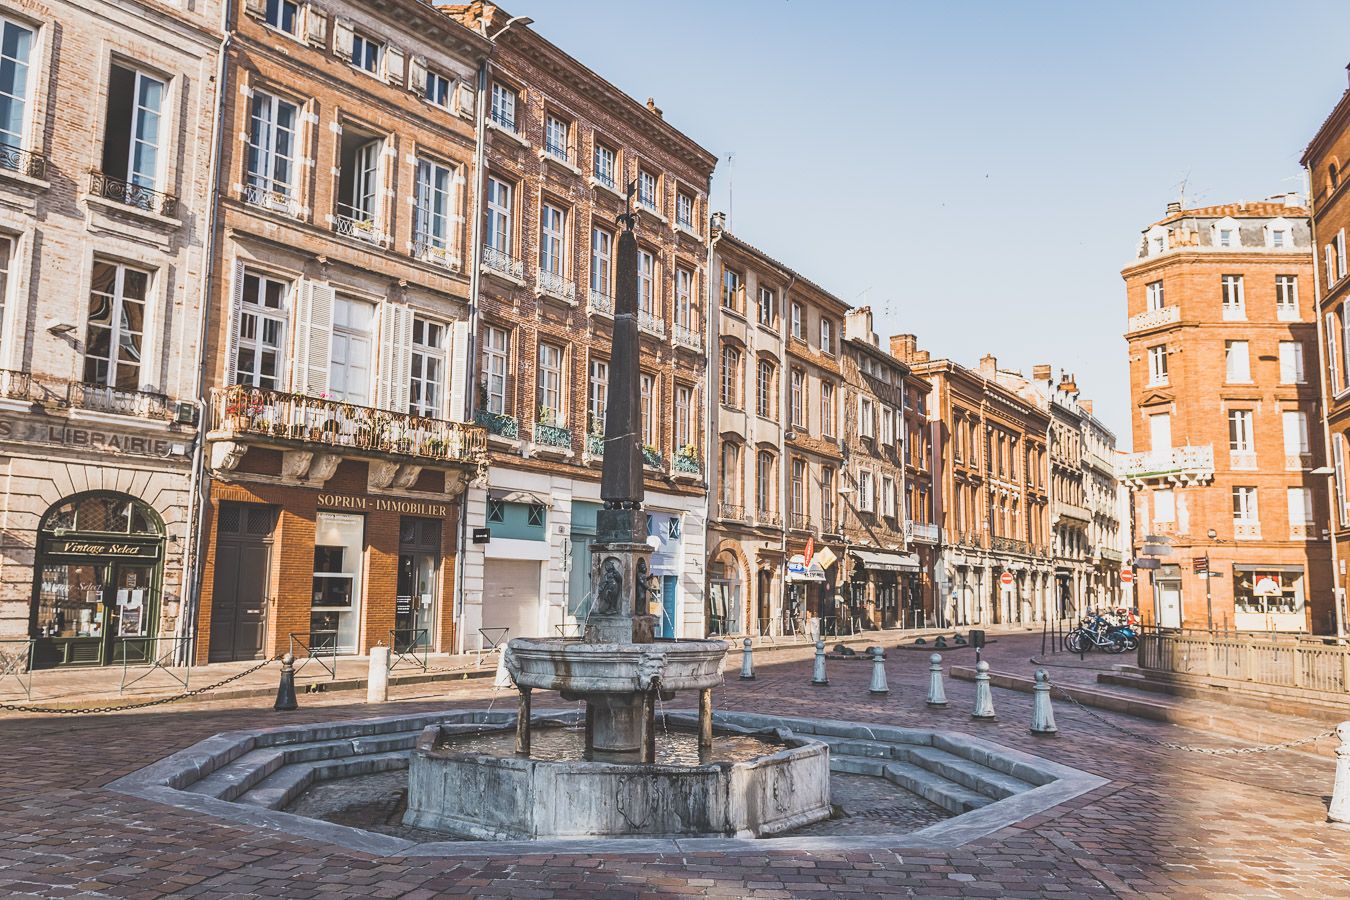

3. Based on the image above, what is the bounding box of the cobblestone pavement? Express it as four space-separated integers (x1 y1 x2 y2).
785 774 951 837
0 631 1348 897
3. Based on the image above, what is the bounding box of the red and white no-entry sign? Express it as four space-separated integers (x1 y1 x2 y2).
1120 569 1134 585
999 571 1014 588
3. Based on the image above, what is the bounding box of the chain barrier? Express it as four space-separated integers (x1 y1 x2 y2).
1049 684 1335 755
0 655 279 716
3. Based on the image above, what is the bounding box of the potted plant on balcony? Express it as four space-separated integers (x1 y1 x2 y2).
422 437 447 458
678 442 699 462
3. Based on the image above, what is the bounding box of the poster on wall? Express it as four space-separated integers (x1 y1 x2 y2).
119 604 144 636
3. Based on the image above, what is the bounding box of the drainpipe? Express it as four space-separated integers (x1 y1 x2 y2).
179 0 233 666
777 272 795 639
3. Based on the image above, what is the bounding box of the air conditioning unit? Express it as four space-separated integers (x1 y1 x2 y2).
174 401 199 426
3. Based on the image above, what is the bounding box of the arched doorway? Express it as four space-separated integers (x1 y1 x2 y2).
756 568 773 636
31 492 165 668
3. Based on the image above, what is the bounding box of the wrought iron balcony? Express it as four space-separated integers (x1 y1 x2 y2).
642 446 665 468
489 110 517 133
592 169 617 192
0 144 46 179
906 521 940 544
334 210 383 246
991 535 1030 555
482 246 524 280
474 409 519 439
756 509 782 527
69 383 173 420
586 433 605 457
719 503 748 522
413 239 459 271
672 323 701 351
587 289 614 316
243 183 301 218
820 516 840 535
90 171 178 217
1127 305 1180 334
544 142 571 165
211 386 486 464
0 368 33 401
1122 444 1215 486
638 309 666 338
536 268 576 303
672 451 701 476
533 421 573 449
788 513 812 532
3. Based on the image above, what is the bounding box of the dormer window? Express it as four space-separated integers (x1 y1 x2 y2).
1146 225 1168 256
1266 216 1291 250
1212 217 1240 250
1218 228 1234 248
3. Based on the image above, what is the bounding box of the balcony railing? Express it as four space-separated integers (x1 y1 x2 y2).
243 183 300 218
0 144 46 179
587 289 614 316
489 111 517 133
1126 305 1179 334
536 268 576 303
533 421 573 449
991 535 1030 555
1122 445 1214 485
672 452 701 476
586 434 605 457
544 142 571 164
90 171 178 217
474 409 519 439
482 245 524 280
0 368 32 401
957 530 984 549
1290 524 1313 541
1234 521 1261 541
70 383 173 420
1285 453 1313 471
756 510 782 527
641 445 665 468
906 521 940 544
592 169 617 191
788 513 811 532
638 309 666 338
719 502 748 522
820 516 839 535
1230 450 1257 471
413 239 459 271
210 386 486 463
672 323 701 351
334 211 383 246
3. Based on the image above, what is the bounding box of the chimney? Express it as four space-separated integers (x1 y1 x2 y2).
1032 364 1052 382
914 349 930 363
889 333 918 363
1080 399 1093 415
979 354 997 378
1165 201 1182 215
1060 373 1078 395
646 97 663 119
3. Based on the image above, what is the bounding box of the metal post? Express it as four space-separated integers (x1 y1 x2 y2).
926 653 947 707
971 659 996 720
273 652 297 711
1205 555 1213 633
698 687 713 754
1030 669 1057 735
868 646 889 695
811 638 828 686
739 636 755 680
514 686 532 756
1331 721 1350 824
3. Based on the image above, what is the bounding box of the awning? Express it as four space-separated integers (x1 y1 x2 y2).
852 549 920 572
489 488 553 507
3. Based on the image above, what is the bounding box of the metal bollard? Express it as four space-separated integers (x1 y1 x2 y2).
740 637 756 681
926 653 947 708
811 639 829 686
1331 721 1350 824
274 652 298 711
868 646 889 695
1030 669 1057 735
366 646 390 703
971 659 996 721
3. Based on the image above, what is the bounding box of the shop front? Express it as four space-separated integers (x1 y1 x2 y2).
1233 565 1307 632
647 510 685 639
850 549 919 631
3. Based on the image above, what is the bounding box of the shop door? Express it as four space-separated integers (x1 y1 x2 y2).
1158 581 1182 629
482 559 540 646
209 504 274 662
660 575 678 639
396 518 441 651
108 562 157 664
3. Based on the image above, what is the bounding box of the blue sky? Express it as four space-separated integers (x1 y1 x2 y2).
504 0 1350 448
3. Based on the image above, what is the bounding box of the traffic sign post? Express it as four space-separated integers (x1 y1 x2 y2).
1120 568 1134 585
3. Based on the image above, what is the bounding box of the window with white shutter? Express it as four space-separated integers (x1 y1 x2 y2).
1338 229 1347 278
376 303 414 413
1278 341 1304 384
1328 245 1338 288
1328 312 1341 393
1335 433 1349 526
1224 340 1250 383
1282 410 1309 455
294 280 334 397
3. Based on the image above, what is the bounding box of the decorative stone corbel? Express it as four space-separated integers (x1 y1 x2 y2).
307 452 341 485
444 468 471 497
209 440 246 472
368 461 422 491
281 449 315 481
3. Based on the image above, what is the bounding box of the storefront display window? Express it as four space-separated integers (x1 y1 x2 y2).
311 512 364 652
1232 567 1305 632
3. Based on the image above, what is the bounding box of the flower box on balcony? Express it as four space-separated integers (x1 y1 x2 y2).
642 446 665 469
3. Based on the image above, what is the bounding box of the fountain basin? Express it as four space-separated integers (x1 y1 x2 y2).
403 722 832 840
504 637 729 694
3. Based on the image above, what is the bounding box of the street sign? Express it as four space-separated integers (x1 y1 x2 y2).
803 536 815 567
999 571 1014 590
1144 534 1173 545
1134 557 1161 570
1193 556 1208 574
1140 543 1172 558
472 527 492 544
1120 569 1134 584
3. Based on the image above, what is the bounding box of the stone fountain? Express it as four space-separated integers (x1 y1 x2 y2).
403 196 832 840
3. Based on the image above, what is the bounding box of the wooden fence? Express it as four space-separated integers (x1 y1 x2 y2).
1139 630 1350 695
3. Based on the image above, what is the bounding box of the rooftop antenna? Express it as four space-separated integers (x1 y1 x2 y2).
725 152 735 231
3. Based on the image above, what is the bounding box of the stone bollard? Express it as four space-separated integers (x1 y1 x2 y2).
1331 721 1350 824
273 652 298 711
1030 669 1057 735
926 653 947 708
971 660 996 721
811 639 829 686
868 647 889 695
366 646 390 703
740 637 756 681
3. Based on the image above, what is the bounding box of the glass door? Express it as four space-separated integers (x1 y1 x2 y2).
311 512 364 653
108 562 156 664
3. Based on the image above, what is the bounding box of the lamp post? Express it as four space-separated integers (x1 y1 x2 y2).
1205 528 1217 633
836 483 855 636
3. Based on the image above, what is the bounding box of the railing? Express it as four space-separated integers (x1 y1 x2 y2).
642 446 665 468
1054 501 1091 523
334 210 383 246
90 170 178 217
719 502 748 522
475 409 519 439
638 309 666 338
1234 520 1261 541
672 323 701 350
211 386 486 463
907 521 940 544
489 110 517 133
389 628 429 672
1285 453 1313 471
586 434 605 457
957 530 985 549
756 509 782 527
1139 630 1349 695
0 144 45 179
1126 305 1180 333
820 516 839 535
0 368 32 401
1121 444 1214 483
592 170 616 191
533 421 573 449
289 632 338 680
991 535 1029 555
638 195 660 215
788 512 811 531
1229 450 1257 471
243 183 300 218
587 289 614 316
70 383 174 419
1290 524 1312 541
672 452 701 476
482 245 524 280
536 268 575 302
413 239 459 270
676 215 696 233
544 142 571 164
0 638 34 699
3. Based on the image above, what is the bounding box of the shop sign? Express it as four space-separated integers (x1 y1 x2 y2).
814 545 837 570
0 419 178 458
47 540 160 559
316 492 449 518
473 527 492 544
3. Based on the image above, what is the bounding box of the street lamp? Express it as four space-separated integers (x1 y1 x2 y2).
1205 527 1217 633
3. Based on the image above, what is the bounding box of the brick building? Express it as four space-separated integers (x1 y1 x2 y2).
1120 198 1330 633
1302 77 1350 638
443 3 716 647
0 0 220 668
196 0 490 662
900 363 940 626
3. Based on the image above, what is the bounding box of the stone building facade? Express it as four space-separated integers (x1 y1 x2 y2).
0 0 221 668
1121 199 1330 633
196 0 490 663
444 3 716 648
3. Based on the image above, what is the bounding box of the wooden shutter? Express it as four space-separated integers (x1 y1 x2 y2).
408 56 427 96
448 318 470 421
332 17 354 61
456 83 475 117
294 280 334 397
305 5 328 47
377 303 413 412
1335 433 1348 527
223 260 246 385
384 45 405 86
1328 312 1340 393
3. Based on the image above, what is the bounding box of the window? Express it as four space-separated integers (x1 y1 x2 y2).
0 18 33 152
1278 341 1304 384
409 318 444 417
860 397 875 438
1232 486 1258 523
329 296 374 405
587 358 608 435
487 498 504 523
1228 409 1253 452
264 0 299 34
1336 433 1349 526
1146 280 1164 311
675 267 693 329
676 191 694 230
1339 229 1347 278
84 261 149 391
1224 340 1250 383
311 512 365 653
789 368 805 427
757 286 776 328
350 31 382 74
593 143 616 189
482 325 509 414
424 69 452 109
1276 275 1298 320
337 129 382 227
674 384 692 451
246 91 298 203
820 381 836 436
790 301 803 339
1220 275 1244 320
1147 345 1168 385
819 318 834 355
1327 245 1337 289
722 268 743 312
880 407 894 445
1288 487 1313 529
720 344 742 408
756 359 775 419
881 474 896 518
590 226 612 299
1271 227 1286 249
637 168 657 210
489 82 517 132
485 176 513 254
539 202 566 276
234 269 288 389
755 451 775 514
720 443 741 505
537 343 563 425
1283 410 1309 456
638 249 655 315
102 64 166 191
544 114 569 162
414 159 455 255
1149 412 1171 451
1328 311 1341 392
0 238 10 357
1217 227 1234 248
1153 489 1175 523
640 373 656 447
857 469 874 512
526 504 545 527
